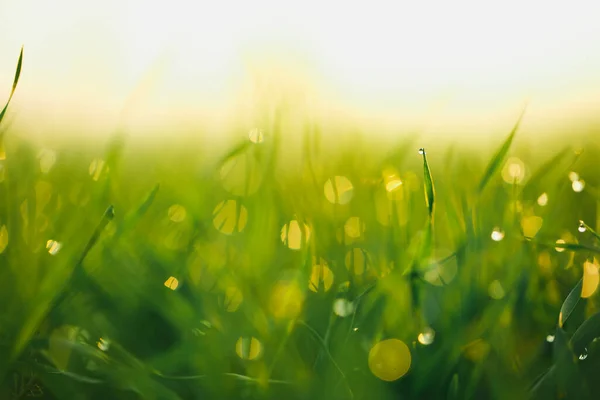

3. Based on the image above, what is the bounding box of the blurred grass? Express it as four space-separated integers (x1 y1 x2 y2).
1 50 600 400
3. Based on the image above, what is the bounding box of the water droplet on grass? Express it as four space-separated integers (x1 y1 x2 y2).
491 228 505 242
555 239 566 252
546 334 555 343
537 192 548 206
418 148 425 155
578 221 587 233
579 348 588 360
417 327 435 345
572 180 585 193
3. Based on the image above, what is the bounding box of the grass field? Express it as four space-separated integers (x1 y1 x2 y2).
2 51 600 400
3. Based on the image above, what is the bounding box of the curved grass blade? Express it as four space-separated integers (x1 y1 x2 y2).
570 311 600 355
0 46 23 126
558 279 583 328
420 148 435 221
477 106 527 194
578 220 600 242
552 327 586 399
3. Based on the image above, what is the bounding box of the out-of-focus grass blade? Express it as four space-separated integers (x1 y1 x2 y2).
0 46 23 126
112 184 159 240
558 279 583 328
477 106 527 193
420 148 435 221
525 238 600 255
447 373 459 400
570 311 600 355
522 147 570 194
553 327 586 399
216 140 251 166
10 206 116 363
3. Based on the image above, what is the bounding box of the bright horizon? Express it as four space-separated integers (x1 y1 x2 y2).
1 0 600 146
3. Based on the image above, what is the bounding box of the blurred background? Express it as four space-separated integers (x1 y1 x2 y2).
0 0 599 150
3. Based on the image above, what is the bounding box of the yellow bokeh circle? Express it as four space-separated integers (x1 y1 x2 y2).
235 337 262 360
368 339 411 381
309 259 334 293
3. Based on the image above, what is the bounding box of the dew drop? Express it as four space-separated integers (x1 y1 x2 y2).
579 348 588 360
546 334 555 343
418 148 425 155
578 221 587 233
555 239 566 252
353 327 359 332
491 228 505 242
417 327 435 345
572 180 585 193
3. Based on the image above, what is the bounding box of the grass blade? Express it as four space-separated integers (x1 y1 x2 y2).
419 148 435 221
477 106 527 193
0 46 23 126
558 279 583 328
570 311 600 355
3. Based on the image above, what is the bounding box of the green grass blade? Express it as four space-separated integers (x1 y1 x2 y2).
570 311 600 356
420 148 435 220
477 106 527 193
558 279 583 328
447 373 459 400
0 46 24 126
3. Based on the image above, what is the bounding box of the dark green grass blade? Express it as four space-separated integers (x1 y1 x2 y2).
0 46 23 126
570 311 600 355
558 279 583 328
477 106 527 193
553 327 587 399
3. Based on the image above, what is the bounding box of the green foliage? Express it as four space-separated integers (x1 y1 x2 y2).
1 49 600 400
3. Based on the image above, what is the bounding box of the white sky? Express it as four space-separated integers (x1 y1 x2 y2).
0 0 599 142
